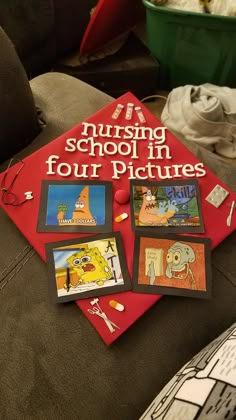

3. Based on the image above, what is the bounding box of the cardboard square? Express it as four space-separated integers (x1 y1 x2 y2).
45 232 131 303
130 179 204 234
37 180 112 233
132 232 212 299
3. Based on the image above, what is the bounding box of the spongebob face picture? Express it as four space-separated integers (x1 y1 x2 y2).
67 247 112 287
51 236 127 299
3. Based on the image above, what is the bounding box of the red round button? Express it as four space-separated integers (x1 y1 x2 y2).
114 189 130 204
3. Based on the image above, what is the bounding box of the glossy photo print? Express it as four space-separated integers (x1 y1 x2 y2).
132 233 211 299
130 179 204 233
37 180 112 233
45 232 131 303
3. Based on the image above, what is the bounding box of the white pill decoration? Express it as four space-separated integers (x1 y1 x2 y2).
114 213 128 223
135 106 146 123
125 103 134 120
24 191 33 200
109 300 125 312
112 104 124 119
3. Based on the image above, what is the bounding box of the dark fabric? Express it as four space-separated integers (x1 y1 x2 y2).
0 0 97 77
21 35 56 78
53 0 97 57
0 27 40 164
0 1 55 77
0 0 54 57
0 71 113 168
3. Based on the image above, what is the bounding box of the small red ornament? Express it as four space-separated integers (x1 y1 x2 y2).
114 189 130 204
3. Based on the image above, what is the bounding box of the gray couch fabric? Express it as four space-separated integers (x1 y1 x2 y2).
0 25 235 420
0 26 40 163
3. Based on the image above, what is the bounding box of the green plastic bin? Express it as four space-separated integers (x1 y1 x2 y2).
143 1 236 89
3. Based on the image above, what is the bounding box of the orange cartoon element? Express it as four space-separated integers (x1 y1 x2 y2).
138 187 177 225
57 186 96 226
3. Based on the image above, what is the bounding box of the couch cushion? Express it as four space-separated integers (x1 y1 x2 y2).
0 27 40 164
0 72 113 169
0 0 54 59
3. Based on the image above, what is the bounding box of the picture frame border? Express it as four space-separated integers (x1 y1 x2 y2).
130 179 204 234
132 232 212 300
37 179 113 233
45 231 131 303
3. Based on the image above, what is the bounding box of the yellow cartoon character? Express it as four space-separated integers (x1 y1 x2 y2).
66 247 112 287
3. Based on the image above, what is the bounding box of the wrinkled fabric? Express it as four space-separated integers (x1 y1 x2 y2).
149 0 236 16
161 84 236 158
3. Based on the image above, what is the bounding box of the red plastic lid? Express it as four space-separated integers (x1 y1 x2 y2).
80 0 145 55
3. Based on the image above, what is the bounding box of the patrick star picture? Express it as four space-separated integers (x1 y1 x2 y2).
138 187 177 225
57 185 97 226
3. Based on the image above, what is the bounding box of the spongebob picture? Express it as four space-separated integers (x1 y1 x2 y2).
51 236 127 299
66 247 112 287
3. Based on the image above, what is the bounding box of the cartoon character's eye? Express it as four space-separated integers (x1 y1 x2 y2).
166 252 173 263
79 202 85 208
75 202 80 208
72 258 81 266
145 190 155 201
173 252 181 265
81 256 91 263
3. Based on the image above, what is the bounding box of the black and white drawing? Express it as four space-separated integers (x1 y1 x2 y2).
140 323 236 420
